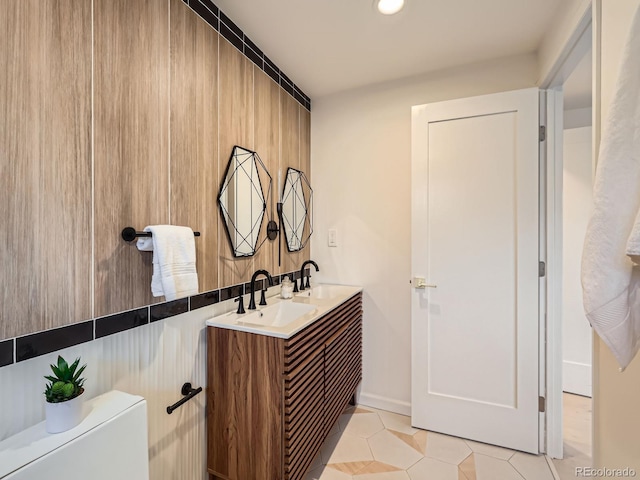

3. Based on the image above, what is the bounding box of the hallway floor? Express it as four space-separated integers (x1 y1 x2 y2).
304 404 573 480
551 393 592 479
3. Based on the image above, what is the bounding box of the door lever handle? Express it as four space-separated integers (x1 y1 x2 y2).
413 277 437 289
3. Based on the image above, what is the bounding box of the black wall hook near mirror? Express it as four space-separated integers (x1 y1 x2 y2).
166 382 203 414
267 220 279 241
121 227 201 243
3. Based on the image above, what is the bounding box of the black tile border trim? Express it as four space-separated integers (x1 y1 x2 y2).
150 298 189 323
0 339 14 367
263 60 280 85
190 289 220 310
16 321 94 363
1 270 312 368
96 307 149 338
194 0 218 17
183 0 311 111
220 22 244 52
220 284 244 302
188 0 219 32
220 11 243 38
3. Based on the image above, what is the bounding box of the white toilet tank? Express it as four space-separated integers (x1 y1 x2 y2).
0 390 149 480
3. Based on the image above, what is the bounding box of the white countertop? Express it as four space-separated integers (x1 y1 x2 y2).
205 284 363 339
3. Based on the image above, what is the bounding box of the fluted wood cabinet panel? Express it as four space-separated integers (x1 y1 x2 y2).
208 328 284 480
208 293 363 480
284 294 362 463
169 0 219 293
218 39 255 287
0 0 92 339
325 319 363 435
280 94 302 274
93 0 170 317
254 68 281 276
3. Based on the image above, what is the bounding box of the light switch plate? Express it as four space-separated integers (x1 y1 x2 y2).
328 229 337 247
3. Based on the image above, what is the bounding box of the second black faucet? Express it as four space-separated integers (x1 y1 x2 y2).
248 269 273 310
299 260 319 291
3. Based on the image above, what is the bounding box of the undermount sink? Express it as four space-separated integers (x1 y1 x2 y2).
295 284 355 301
237 301 317 328
206 283 363 338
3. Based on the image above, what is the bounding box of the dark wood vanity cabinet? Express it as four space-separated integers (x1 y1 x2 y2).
207 293 363 480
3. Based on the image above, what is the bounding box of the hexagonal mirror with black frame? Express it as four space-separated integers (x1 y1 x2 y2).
280 167 313 252
218 146 272 257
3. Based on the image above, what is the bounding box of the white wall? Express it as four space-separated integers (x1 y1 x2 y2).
310 53 537 414
562 126 593 397
593 0 640 469
564 107 593 129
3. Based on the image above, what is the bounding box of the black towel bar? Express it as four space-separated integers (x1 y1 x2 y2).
166 383 203 414
121 226 201 242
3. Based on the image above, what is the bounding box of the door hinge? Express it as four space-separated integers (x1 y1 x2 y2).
539 261 546 277
539 396 546 413
539 125 546 142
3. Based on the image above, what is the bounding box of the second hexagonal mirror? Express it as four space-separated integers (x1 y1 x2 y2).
281 167 313 252
218 146 272 257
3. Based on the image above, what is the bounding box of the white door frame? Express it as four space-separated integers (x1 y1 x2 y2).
539 1 593 459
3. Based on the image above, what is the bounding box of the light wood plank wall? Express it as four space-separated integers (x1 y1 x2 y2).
254 69 282 278
300 107 312 268
0 0 93 339
93 0 170 317
281 94 300 276
217 40 255 288
170 0 219 294
0 0 311 340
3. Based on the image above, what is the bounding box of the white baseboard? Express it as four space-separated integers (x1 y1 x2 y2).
357 391 411 417
562 360 592 397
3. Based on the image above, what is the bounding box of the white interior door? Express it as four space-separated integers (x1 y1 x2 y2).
411 88 540 454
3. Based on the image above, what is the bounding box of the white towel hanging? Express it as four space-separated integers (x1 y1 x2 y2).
581 5 640 369
136 225 199 300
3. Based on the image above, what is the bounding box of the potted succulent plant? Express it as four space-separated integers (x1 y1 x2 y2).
43 355 86 433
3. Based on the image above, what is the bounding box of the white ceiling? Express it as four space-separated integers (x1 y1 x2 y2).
213 0 569 98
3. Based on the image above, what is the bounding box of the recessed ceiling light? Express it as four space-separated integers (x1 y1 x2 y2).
377 0 405 15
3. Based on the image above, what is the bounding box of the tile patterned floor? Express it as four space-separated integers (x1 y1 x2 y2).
304 406 557 480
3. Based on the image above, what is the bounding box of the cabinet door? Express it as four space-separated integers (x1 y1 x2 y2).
324 315 363 435
207 328 284 480
284 325 325 480
282 292 363 480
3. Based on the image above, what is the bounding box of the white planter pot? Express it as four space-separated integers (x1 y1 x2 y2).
45 393 84 434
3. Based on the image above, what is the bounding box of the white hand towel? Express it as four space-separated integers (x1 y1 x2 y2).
136 228 163 297
581 5 640 370
626 207 640 265
136 225 199 300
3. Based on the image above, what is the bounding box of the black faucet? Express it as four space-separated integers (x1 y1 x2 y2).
299 260 319 291
234 293 245 314
249 269 273 310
